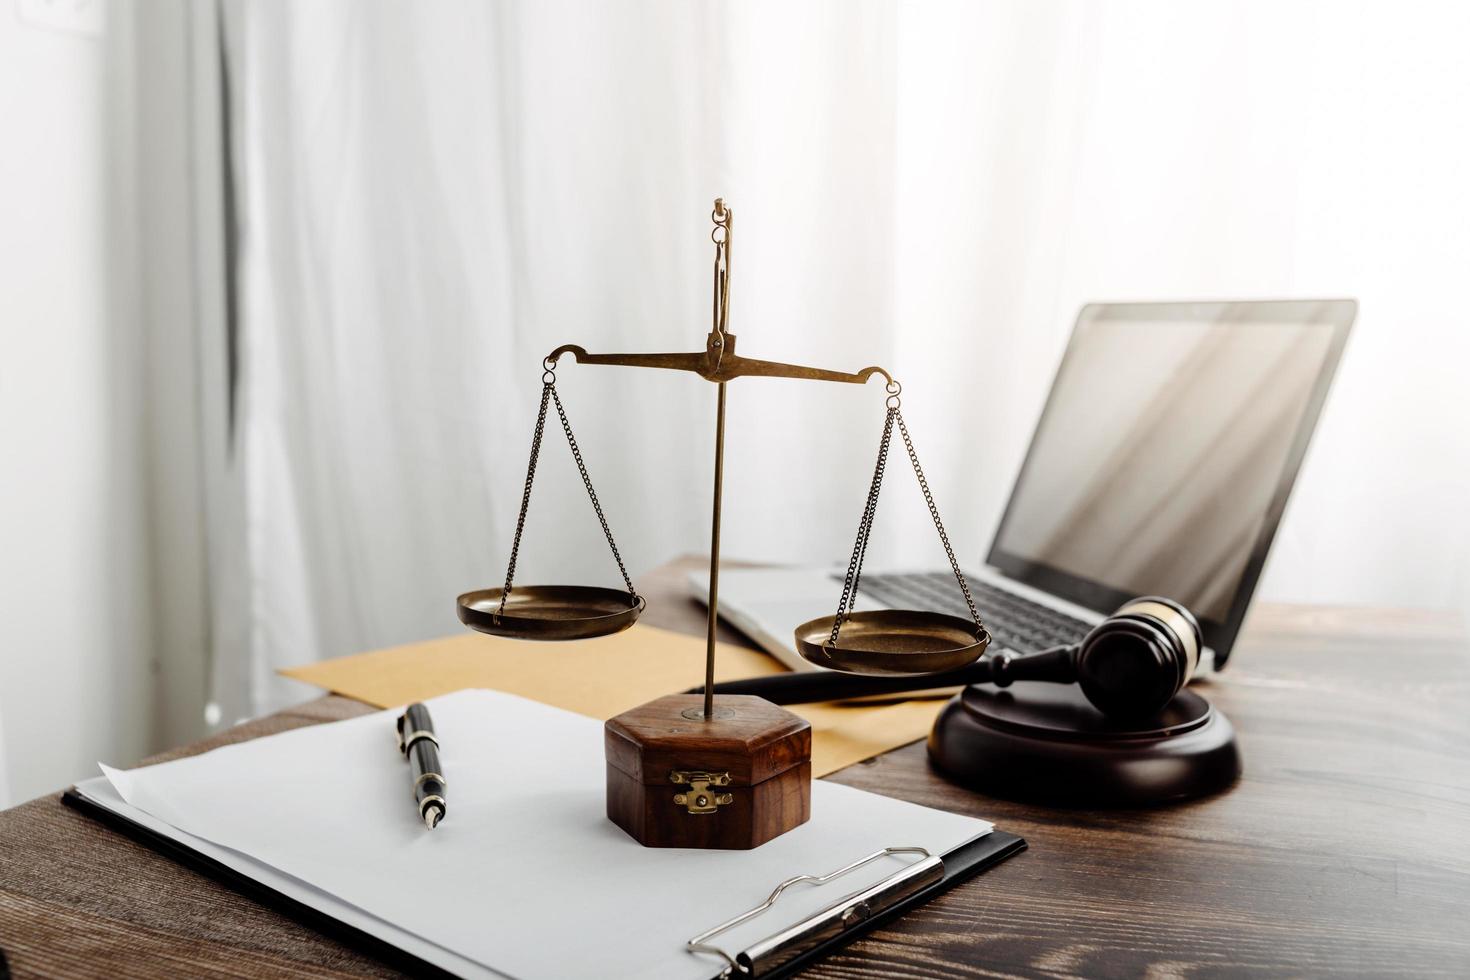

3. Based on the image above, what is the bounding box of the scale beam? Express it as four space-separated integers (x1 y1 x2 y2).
547 336 893 388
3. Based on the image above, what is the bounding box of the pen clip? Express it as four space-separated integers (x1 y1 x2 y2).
397 705 440 755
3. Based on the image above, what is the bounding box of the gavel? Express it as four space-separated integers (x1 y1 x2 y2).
697 597 1203 720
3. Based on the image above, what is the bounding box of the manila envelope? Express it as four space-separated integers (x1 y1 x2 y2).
281 623 949 777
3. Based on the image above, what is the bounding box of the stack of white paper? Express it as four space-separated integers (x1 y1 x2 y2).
82 690 991 979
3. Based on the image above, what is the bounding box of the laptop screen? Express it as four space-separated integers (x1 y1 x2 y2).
987 301 1353 664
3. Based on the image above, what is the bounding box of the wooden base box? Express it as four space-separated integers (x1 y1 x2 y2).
604 694 811 849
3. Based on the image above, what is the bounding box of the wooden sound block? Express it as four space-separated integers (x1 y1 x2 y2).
928 681 1241 807
605 694 811 849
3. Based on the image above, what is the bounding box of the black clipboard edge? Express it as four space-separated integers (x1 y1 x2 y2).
61 788 459 979
63 787 1025 980
762 829 1027 980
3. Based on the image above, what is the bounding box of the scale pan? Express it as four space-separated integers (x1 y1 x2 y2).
794 609 989 675
457 585 644 641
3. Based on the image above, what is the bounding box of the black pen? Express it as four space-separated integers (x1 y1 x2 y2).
396 703 446 829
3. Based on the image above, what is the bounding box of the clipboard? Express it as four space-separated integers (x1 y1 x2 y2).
687 832 1025 978
63 787 1024 979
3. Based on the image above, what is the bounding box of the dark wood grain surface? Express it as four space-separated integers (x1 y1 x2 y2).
3 556 1468 977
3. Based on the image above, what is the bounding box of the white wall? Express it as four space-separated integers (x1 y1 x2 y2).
887 0 1470 619
0 5 161 805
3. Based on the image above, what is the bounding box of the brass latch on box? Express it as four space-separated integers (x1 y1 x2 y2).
670 770 733 814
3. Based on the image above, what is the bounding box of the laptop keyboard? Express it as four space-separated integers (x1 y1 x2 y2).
851 571 1094 654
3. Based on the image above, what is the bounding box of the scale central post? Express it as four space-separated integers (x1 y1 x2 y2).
701 200 733 722
704 379 727 720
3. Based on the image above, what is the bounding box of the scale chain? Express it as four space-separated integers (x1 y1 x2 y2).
895 411 981 628
498 375 639 620
828 404 983 645
549 386 639 601
847 414 891 620
829 408 895 644
498 382 553 619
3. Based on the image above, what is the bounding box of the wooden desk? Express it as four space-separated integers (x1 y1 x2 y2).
2 556 1468 977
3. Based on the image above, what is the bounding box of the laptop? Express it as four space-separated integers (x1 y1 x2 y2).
690 299 1355 676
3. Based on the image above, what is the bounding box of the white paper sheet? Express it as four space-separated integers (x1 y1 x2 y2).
72 777 506 979
101 690 991 980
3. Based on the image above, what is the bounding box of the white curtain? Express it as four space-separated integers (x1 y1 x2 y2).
211 0 1470 722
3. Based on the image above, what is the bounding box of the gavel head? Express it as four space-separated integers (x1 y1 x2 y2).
1074 596 1203 719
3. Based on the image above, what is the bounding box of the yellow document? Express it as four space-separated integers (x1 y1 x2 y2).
280 623 948 777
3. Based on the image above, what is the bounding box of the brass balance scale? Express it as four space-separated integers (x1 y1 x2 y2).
457 200 989 848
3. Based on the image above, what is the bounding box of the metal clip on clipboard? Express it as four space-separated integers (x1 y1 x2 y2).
686 846 944 978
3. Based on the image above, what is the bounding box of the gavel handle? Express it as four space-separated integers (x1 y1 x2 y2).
690 646 1077 705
